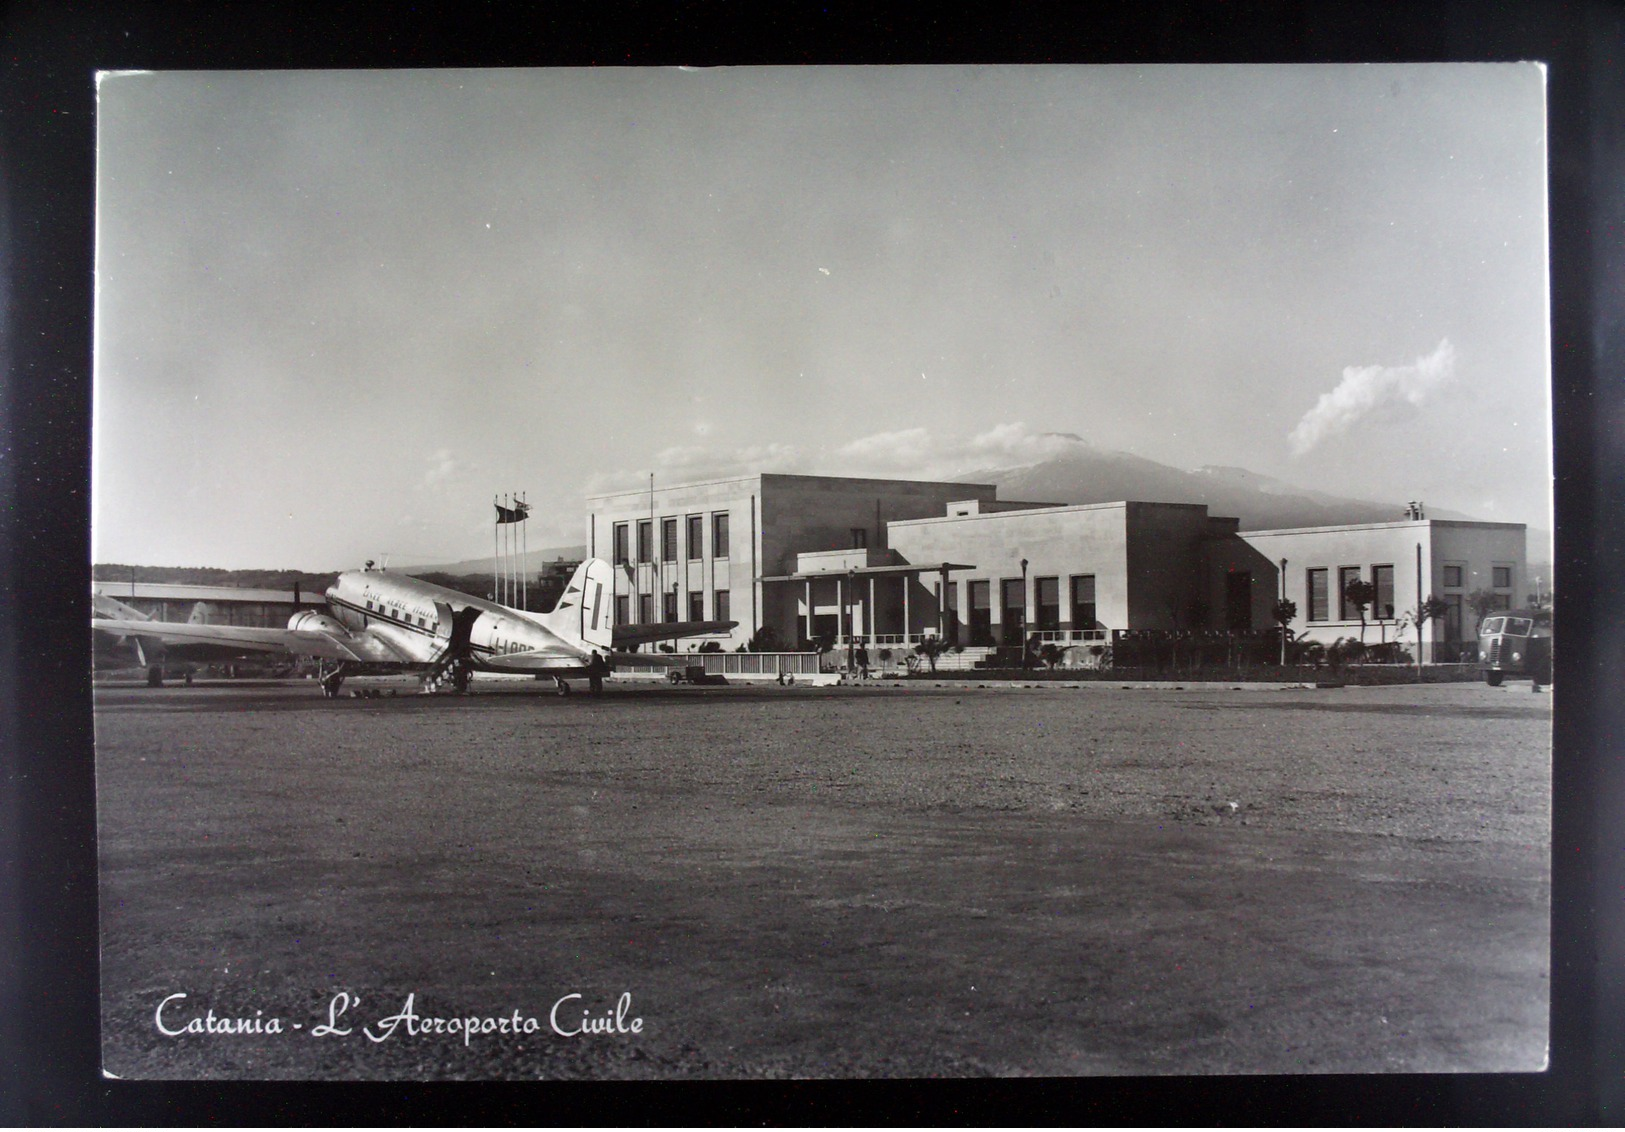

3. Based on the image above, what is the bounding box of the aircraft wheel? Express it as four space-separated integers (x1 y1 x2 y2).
555 679 571 697
1484 670 1503 687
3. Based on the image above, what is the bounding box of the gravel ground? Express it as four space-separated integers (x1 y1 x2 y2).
93 678 1551 1079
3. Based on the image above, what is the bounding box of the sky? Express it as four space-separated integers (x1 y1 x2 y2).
92 65 1551 570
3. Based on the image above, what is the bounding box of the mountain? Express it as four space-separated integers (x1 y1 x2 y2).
957 449 1470 531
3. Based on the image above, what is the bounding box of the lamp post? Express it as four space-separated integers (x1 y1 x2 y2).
1279 558 1288 666
1020 557 1029 668
847 567 857 674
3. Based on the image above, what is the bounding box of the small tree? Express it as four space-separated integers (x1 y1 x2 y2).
1343 579 1377 643
914 635 947 674
1411 594 1450 674
1466 588 1500 637
746 626 783 653
1272 598 1297 666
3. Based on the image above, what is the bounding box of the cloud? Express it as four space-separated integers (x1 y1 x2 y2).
419 447 468 488
834 428 933 470
837 422 1088 478
580 423 1091 495
1289 339 1457 456
581 443 811 495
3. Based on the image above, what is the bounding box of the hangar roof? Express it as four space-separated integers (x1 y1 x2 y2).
91 582 312 604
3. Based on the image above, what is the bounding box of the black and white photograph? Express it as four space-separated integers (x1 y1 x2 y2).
89 64 1553 1081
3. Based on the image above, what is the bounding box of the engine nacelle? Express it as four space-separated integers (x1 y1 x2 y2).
288 610 348 634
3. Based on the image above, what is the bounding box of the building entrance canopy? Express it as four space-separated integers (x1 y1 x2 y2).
760 561 977 653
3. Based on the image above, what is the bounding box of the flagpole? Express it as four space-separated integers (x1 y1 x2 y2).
493 495 499 603
521 491 528 612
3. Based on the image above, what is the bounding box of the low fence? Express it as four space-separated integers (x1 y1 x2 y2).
617 651 822 679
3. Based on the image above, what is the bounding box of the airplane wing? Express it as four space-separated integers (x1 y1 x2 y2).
90 617 419 664
611 620 736 648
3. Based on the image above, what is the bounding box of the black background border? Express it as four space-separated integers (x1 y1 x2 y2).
3 2 1620 1124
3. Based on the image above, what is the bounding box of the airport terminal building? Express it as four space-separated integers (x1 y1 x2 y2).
586 474 1529 664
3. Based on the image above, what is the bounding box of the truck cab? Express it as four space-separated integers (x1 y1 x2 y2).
1479 607 1552 687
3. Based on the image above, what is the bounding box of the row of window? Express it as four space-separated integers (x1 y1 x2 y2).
940 575 1097 642
611 512 731 566
364 597 429 629
614 589 731 626
1303 563 1515 623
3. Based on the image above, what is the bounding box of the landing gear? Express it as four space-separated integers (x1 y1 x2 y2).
452 662 472 694
554 676 571 697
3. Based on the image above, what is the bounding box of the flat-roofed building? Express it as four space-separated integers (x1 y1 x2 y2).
584 474 1004 650
1239 518 1527 661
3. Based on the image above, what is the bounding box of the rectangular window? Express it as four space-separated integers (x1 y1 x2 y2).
1493 565 1512 589
663 591 678 621
615 595 629 627
712 512 730 558
1307 568 1329 622
1491 593 1512 612
661 517 678 563
850 527 868 549
1339 566 1363 620
942 581 960 638
1035 576 1060 630
686 515 703 560
1001 578 1026 645
612 523 629 566
968 580 992 646
1444 593 1464 641
714 589 729 623
688 590 704 621
1372 564 1395 620
1443 564 1464 588
638 594 653 624
1070 575 1096 629
636 520 653 564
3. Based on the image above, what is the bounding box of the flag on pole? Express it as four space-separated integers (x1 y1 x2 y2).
495 500 531 524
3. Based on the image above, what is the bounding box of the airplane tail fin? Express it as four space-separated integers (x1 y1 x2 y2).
536 558 614 650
